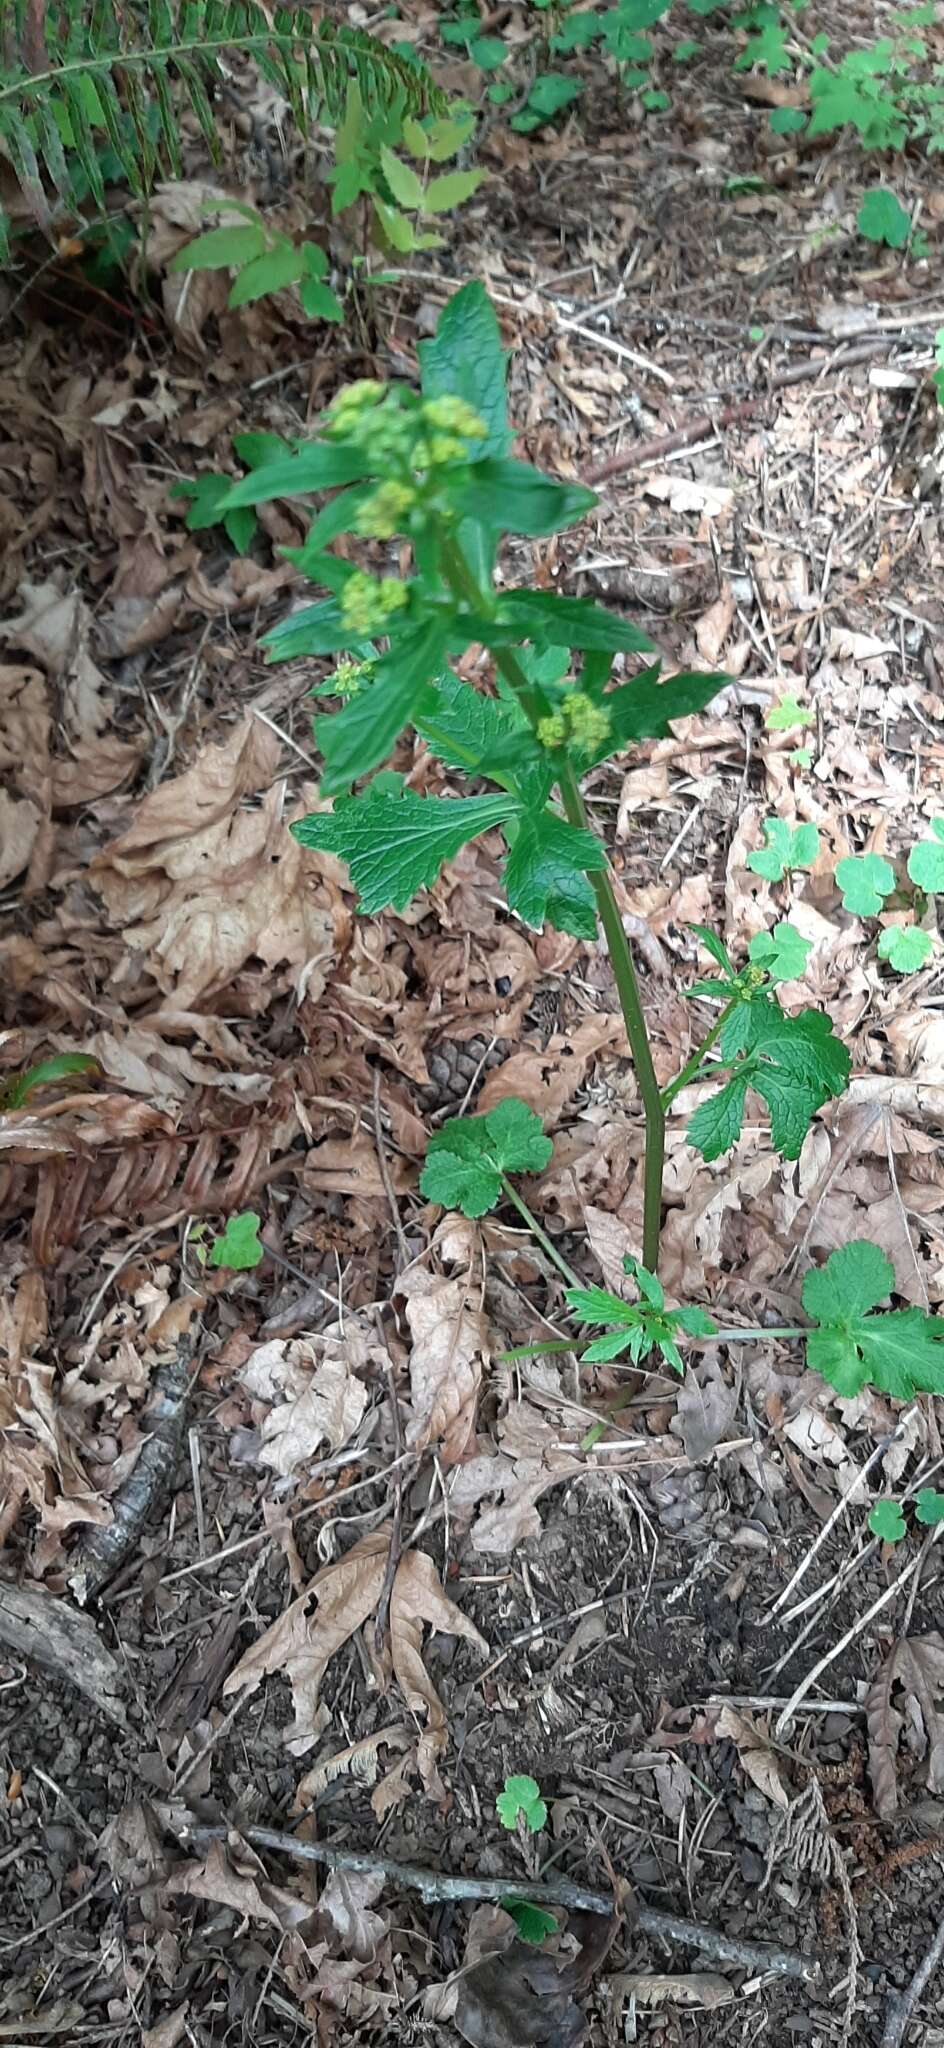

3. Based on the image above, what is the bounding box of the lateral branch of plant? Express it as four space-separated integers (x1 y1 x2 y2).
179 281 944 1479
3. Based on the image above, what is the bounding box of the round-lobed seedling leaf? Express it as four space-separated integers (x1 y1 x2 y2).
857 188 911 249
907 819 944 894
915 1488 944 1526
209 1210 264 1270
496 1774 547 1832
868 1499 907 1543
835 854 896 919
877 925 933 974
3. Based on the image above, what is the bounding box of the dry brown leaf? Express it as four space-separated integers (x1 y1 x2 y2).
400 1249 490 1464
169 1835 313 1932
388 1547 488 1797
867 1633 944 1818
670 1363 739 1464
223 1529 389 1754
715 1705 790 1811
583 1205 638 1291
224 1534 486 1786
0 578 108 739
295 1725 410 1806
477 1014 625 1126
611 1974 733 2011
241 1338 368 1479
695 583 735 664
470 1403 583 1555
92 724 336 1005
317 1868 387 1963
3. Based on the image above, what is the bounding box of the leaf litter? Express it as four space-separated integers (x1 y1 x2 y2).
4 13 944 2041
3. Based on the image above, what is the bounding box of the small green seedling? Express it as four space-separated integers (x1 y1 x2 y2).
497 1774 547 1831
209 1210 265 1271
869 1498 907 1543
747 818 820 882
907 818 944 894
747 921 812 984
857 188 911 249
835 853 896 919
502 1898 559 1944
169 205 343 320
565 1256 716 1373
421 1097 552 1218
1 1052 99 1111
877 925 933 973
173 432 293 555
766 694 814 732
868 1489 944 1544
803 1242 944 1400
934 330 944 408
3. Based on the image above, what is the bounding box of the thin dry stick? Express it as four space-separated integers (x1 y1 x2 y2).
765 1415 914 1621
373 1349 405 1656
372 1065 410 1273
881 1910 944 2048
185 1824 820 1983
776 1529 944 1736
587 338 909 483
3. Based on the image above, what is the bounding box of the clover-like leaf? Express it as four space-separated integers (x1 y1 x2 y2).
802 1240 944 1400
907 818 944 894
748 921 812 984
209 1210 264 1270
747 818 820 882
835 854 896 919
916 1489 944 1527
868 1499 907 1543
421 1096 553 1218
496 1774 547 1832
877 925 933 974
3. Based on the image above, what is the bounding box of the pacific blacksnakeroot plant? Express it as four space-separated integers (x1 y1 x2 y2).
219 280 944 1407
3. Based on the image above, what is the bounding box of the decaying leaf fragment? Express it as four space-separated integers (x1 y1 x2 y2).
715 1705 790 1811
400 1236 490 1464
223 1530 487 1790
867 1632 944 1817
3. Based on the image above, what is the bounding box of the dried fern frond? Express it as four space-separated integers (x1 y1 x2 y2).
0 0 446 257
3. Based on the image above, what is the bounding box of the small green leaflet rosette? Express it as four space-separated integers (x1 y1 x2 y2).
565 1255 716 1374
421 1097 553 1218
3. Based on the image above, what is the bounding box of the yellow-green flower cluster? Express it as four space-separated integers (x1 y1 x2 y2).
331 655 373 697
339 571 408 636
355 478 417 540
537 691 612 756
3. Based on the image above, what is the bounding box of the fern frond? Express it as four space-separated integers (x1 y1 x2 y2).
0 0 446 259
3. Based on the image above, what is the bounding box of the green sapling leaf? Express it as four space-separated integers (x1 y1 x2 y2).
502 1899 558 1944
907 819 944 894
877 925 933 974
502 811 606 939
496 1775 547 1831
747 818 820 882
802 1240 944 1400
209 1210 264 1270
916 1489 944 1526
293 790 518 914
868 1499 907 1543
857 188 911 248
766 694 814 731
748 921 812 984
688 1005 850 1162
421 1096 553 1218
835 854 896 918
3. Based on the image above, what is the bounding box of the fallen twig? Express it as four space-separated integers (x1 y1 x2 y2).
184 1823 820 1983
881 1914 944 2048
587 337 915 483
72 1336 196 1601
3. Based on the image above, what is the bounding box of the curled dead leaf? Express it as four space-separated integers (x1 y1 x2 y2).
400 1250 489 1464
715 1705 790 1811
867 1633 944 1818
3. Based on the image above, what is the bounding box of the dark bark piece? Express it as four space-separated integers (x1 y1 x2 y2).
72 1338 193 1601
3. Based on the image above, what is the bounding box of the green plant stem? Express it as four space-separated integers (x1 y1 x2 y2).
437 529 667 1273
499 1175 579 1289
497 1339 578 1363
660 998 738 1112
555 759 665 1274
497 1326 806 1364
